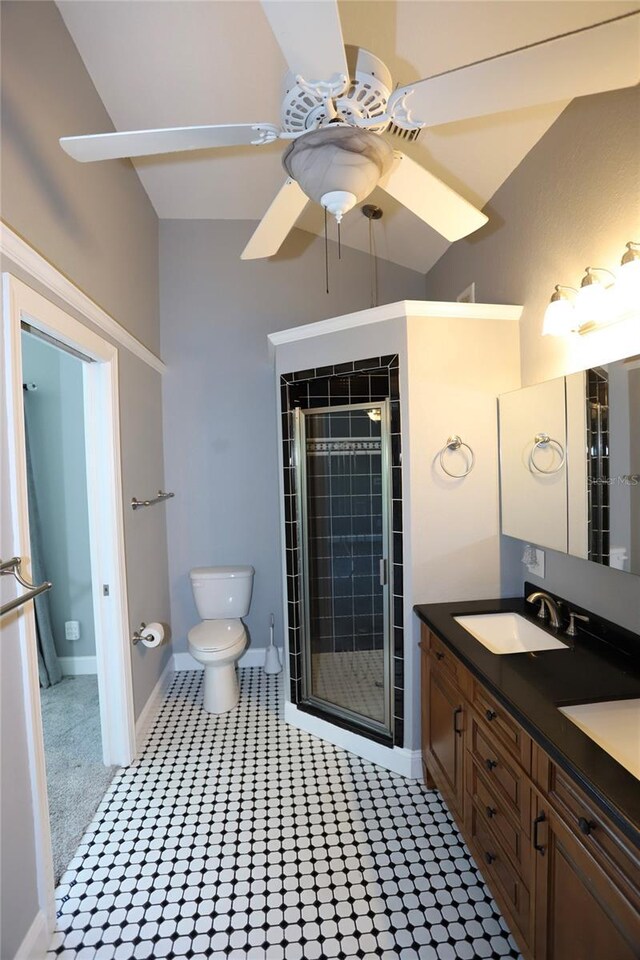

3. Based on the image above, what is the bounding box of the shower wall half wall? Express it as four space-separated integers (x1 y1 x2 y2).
270 301 522 773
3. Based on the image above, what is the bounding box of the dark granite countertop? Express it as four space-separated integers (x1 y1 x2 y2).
414 595 640 848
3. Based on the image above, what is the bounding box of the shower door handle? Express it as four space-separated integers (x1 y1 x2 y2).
379 559 387 586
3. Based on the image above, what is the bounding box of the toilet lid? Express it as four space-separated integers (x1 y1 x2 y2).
190 565 254 580
188 619 246 652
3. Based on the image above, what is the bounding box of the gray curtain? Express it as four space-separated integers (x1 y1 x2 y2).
23 390 62 688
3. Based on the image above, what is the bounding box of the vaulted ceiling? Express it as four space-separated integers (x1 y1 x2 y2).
57 1 638 273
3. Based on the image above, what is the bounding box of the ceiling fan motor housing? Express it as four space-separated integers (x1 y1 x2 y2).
281 47 393 135
282 127 394 217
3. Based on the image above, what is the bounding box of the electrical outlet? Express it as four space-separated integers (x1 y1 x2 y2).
522 547 545 578
65 620 80 641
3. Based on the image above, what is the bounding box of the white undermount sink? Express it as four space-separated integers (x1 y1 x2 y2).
559 699 640 780
454 612 569 655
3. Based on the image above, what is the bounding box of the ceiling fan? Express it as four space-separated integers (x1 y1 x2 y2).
59 3 639 261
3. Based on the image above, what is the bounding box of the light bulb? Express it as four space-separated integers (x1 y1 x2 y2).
574 268 614 329
613 243 640 317
542 286 575 336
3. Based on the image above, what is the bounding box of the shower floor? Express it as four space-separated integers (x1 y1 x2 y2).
40 675 116 884
312 649 385 722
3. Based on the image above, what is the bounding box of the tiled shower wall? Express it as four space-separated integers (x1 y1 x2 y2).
587 368 610 565
305 414 384 656
280 355 404 746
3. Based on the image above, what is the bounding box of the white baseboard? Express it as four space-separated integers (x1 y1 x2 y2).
58 655 97 676
135 657 174 752
173 646 274 672
13 909 49 960
284 701 422 779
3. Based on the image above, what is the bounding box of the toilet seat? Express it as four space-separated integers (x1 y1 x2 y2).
188 619 246 652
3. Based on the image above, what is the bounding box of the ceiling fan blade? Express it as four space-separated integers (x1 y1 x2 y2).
60 122 280 162
241 178 309 260
379 154 488 242
261 0 348 86
394 13 640 128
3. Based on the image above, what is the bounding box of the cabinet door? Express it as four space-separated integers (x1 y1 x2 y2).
425 660 465 820
499 377 567 552
533 798 640 960
420 641 431 787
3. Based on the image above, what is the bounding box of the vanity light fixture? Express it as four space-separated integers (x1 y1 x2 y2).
574 266 615 327
542 285 577 337
543 243 640 336
614 241 640 316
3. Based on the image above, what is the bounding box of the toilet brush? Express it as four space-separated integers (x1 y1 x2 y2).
264 613 282 675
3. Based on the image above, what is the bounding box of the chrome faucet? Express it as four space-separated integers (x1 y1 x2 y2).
526 591 562 629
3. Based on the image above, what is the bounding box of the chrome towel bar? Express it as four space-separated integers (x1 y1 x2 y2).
1 556 52 617
131 490 175 510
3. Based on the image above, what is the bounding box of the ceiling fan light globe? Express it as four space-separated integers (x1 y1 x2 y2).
320 191 357 223
283 127 393 211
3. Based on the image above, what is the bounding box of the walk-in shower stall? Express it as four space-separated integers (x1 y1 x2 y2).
280 355 404 747
295 401 392 736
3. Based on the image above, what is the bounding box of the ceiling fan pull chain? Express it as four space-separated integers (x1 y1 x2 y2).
369 215 375 308
337 220 341 261
324 206 330 295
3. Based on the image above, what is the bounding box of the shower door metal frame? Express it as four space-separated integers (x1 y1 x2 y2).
294 400 394 738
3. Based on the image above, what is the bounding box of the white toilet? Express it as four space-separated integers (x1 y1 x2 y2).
188 565 254 713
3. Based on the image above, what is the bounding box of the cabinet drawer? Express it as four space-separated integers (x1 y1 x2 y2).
472 680 532 772
427 629 470 694
535 750 640 914
468 716 531 831
468 801 532 949
466 758 532 881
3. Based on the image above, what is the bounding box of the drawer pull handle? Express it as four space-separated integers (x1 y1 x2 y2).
435 651 445 661
578 816 596 836
485 709 497 722
453 706 463 737
533 812 546 855
486 806 497 819
485 758 497 772
484 851 496 865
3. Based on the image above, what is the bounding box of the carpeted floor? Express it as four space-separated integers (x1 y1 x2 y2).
39 675 117 884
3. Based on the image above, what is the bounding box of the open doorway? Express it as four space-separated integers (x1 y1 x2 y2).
3 274 135 931
21 328 116 883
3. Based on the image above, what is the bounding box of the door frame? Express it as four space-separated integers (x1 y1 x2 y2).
2 273 135 930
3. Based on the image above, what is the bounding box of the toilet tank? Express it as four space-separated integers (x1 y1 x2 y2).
190 565 254 620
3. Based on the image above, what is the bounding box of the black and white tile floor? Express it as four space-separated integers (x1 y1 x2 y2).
47 669 522 960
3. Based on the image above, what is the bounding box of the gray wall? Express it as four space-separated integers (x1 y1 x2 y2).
22 333 96 660
424 86 640 631
1 4 169 955
160 219 424 656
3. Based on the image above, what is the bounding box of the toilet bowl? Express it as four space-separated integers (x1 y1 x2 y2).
187 565 254 714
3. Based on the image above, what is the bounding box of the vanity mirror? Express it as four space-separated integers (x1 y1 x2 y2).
499 355 640 575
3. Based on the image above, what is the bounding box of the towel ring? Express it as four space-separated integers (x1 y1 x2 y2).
439 435 475 478
530 433 566 474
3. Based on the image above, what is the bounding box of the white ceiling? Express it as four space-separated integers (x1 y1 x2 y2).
57 1 638 273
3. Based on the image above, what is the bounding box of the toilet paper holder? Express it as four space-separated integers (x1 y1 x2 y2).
132 622 150 645
132 621 165 648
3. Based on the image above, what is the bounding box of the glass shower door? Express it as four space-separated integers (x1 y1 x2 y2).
295 402 392 737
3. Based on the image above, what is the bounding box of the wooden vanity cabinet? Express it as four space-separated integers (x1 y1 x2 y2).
420 630 469 822
420 623 640 960
531 793 639 960
532 751 640 960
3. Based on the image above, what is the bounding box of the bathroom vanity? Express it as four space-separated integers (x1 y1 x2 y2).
415 595 640 960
